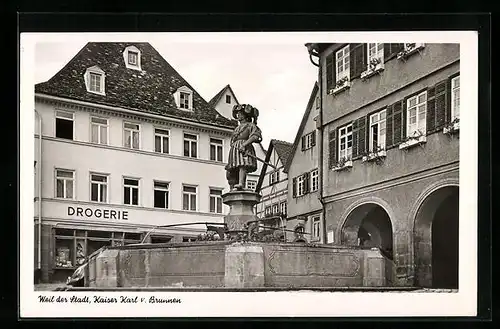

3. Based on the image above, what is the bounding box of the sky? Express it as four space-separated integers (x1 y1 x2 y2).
34 36 319 147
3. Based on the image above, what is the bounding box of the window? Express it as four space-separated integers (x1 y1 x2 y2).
315 96 320 109
367 43 384 66
297 174 305 197
154 128 169 154
209 188 223 214
84 66 106 95
280 202 287 216
269 170 280 185
272 203 279 215
311 169 319 192
153 181 169 209
90 117 108 145
369 109 386 152
55 169 74 199
264 206 272 216
301 131 316 151
336 45 350 82
451 76 460 120
128 51 138 65
183 237 196 242
183 133 198 158
406 91 427 136
182 185 197 211
226 95 231 103
55 110 74 140
210 138 223 162
174 86 193 110
247 179 257 191
90 174 108 203
338 124 353 160
312 216 321 240
124 122 140 149
123 45 142 70
123 178 139 206
180 92 190 109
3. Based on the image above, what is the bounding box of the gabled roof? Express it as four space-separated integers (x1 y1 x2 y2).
284 82 319 172
208 84 240 108
256 139 293 192
35 42 237 129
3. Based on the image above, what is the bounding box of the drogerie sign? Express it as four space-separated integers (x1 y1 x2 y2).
68 206 129 220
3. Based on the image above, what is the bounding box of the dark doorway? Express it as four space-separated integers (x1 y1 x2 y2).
414 186 459 288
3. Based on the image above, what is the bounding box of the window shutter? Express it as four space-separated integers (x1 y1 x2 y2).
292 177 297 198
352 117 367 159
301 136 305 151
426 85 437 133
392 100 405 145
350 43 367 79
434 79 449 129
385 103 394 147
384 43 405 61
304 173 310 194
326 53 335 91
328 129 337 169
311 131 316 146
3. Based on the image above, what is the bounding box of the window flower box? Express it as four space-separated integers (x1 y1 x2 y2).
397 43 425 60
361 58 384 80
443 118 460 135
329 77 350 95
362 149 387 163
333 157 353 171
399 130 427 150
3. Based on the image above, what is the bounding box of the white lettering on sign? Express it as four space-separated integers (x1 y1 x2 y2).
67 206 129 220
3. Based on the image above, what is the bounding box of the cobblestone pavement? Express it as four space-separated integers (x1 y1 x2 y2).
34 283 67 291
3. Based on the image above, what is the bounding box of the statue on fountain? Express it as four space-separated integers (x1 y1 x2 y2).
225 104 263 191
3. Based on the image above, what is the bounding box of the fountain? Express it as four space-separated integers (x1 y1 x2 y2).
80 105 398 290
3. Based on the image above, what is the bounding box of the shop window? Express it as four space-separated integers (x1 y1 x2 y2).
55 239 73 268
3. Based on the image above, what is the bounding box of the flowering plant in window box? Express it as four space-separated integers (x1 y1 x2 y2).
443 117 460 135
397 43 425 60
329 76 351 95
362 145 387 163
399 129 427 150
361 57 384 80
333 156 353 171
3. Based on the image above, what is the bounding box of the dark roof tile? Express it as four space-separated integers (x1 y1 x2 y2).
35 42 237 129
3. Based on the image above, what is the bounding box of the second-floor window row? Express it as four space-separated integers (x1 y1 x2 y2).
292 168 318 198
328 74 460 169
51 113 226 162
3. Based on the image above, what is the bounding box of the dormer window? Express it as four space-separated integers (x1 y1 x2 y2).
174 86 193 111
123 45 142 71
84 66 105 95
128 51 138 65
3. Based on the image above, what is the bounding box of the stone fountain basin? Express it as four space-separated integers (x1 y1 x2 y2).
86 241 396 289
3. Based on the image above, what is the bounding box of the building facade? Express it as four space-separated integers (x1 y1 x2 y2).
208 84 266 191
285 83 324 243
255 139 293 238
306 42 460 288
34 42 237 283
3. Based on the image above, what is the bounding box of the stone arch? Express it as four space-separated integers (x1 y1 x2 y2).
411 179 459 288
337 197 395 259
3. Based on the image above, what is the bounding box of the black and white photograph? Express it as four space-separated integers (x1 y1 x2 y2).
19 31 478 317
